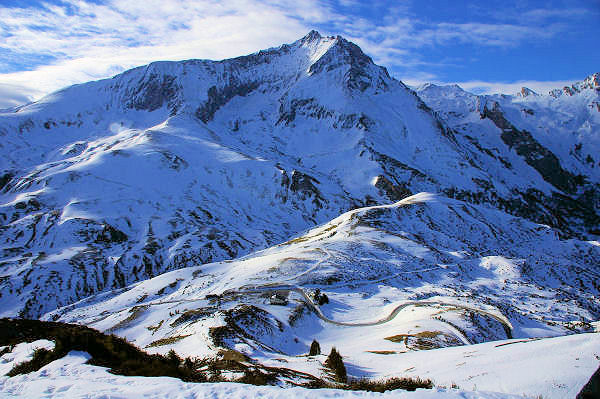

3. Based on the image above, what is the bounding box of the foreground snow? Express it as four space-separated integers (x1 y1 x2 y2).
0 353 513 398
0 352 514 399
1 333 597 398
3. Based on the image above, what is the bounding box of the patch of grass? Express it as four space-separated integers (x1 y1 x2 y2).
170 308 214 328
366 350 396 355
281 224 339 246
385 331 459 350
385 331 443 343
218 349 251 363
8 347 59 377
345 376 433 392
283 235 310 245
105 305 148 333
146 334 191 348
385 334 409 343
146 320 164 334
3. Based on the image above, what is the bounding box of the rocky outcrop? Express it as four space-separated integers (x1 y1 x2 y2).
196 81 259 123
125 73 181 114
482 101 584 195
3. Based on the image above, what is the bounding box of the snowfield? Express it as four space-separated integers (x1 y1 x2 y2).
0 334 597 398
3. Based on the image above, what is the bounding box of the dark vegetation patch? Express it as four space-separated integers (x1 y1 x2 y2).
1 319 282 386
577 364 600 399
1 319 433 392
0 345 13 357
95 224 128 244
312 288 329 306
146 334 191 347
1 318 205 381
309 339 321 356
0 172 13 192
385 330 461 350
321 347 432 392
324 347 347 383
345 376 433 392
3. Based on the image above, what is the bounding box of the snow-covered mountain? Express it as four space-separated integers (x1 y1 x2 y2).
416 74 600 237
0 29 599 397
1 31 598 320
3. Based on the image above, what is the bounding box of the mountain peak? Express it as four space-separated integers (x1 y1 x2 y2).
577 72 600 90
301 29 322 43
517 87 538 97
550 72 600 97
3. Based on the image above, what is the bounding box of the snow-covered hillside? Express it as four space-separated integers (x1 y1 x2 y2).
1 334 597 398
43 194 600 397
417 74 600 237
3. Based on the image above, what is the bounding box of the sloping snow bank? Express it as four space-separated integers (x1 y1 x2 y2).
0 350 520 399
0 340 54 376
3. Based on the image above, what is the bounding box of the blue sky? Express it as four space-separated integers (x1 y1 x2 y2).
0 0 598 107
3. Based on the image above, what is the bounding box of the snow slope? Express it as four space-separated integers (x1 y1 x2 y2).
417 74 600 237
0 334 596 398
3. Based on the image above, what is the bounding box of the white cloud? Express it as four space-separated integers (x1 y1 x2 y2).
0 1 593 105
0 83 43 109
452 79 578 96
0 0 320 103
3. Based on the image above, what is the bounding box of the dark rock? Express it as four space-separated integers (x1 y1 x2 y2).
95 224 128 244
374 175 412 201
0 173 13 192
483 101 584 194
196 81 259 123
127 73 180 114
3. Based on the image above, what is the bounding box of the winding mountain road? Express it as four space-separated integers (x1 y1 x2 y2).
235 283 513 342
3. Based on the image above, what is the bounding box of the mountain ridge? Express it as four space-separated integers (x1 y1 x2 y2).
0 31 598 322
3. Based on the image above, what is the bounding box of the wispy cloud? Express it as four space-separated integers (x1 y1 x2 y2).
453 79 580 96
0 83 43 109
0 0 595 107
0 0 319 104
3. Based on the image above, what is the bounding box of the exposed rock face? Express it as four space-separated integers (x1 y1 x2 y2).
482 101 582 194
550 72 600 97
196 81 260 123
517 87 538 97
374 175 412 201
127 73 180 113
417 75 600 238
